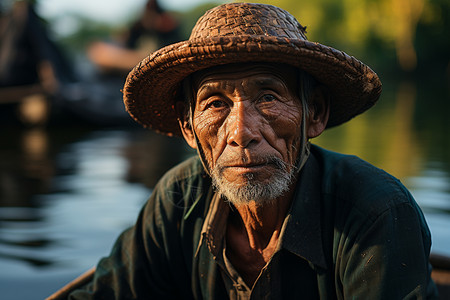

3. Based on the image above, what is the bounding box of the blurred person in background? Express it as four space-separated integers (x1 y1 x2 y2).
0 0 76 124
0 0 75 91
87 0 181 74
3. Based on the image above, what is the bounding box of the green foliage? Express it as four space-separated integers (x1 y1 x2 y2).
415 0 450 75
250 0 450 79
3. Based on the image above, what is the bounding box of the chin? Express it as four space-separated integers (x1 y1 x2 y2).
212 172 292 207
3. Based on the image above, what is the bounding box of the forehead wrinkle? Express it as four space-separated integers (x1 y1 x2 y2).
251 75 289 92
194 64 297 95
195 74 292 105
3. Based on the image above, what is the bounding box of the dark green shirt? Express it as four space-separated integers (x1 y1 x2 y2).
70 145 438 299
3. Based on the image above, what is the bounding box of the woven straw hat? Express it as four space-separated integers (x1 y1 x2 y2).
123 2 382 136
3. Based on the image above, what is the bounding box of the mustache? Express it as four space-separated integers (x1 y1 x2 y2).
214 153 294 174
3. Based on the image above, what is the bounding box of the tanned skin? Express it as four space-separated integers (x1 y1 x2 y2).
179 63 330 287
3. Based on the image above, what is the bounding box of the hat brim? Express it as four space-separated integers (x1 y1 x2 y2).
123 35 381 136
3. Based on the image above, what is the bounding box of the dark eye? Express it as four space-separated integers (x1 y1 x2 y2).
209 100 227 109
259 94 277 103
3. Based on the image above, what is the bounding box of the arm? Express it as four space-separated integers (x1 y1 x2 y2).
337 200 438 299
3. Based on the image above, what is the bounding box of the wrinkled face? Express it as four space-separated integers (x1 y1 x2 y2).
186 63 306 205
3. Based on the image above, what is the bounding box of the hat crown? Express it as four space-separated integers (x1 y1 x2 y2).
190 3 307 40
124 3 381 136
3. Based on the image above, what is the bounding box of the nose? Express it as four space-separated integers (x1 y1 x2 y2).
226 103 261 148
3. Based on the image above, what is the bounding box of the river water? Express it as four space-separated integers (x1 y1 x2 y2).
0 78 449 299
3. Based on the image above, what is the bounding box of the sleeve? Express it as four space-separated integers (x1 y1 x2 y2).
337 197 439 299
68 178 193 299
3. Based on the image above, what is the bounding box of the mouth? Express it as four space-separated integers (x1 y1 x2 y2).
224 164 266 172
214 154 290 178
220 158 284 175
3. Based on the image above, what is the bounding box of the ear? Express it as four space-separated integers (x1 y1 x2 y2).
175 101 197 149
306 85 330 139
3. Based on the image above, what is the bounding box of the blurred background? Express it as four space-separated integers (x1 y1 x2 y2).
0 0 449 298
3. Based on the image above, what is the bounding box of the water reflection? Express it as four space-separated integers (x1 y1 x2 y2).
317 77 450 180
0 77 449 299
0 126 193 299
317 80 420 178
123 130 193 188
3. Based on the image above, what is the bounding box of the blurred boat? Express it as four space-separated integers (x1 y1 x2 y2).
53 75 135 127
0 79 134 127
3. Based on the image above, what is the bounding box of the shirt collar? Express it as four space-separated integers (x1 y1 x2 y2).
196 192 229 258
197 152 327 269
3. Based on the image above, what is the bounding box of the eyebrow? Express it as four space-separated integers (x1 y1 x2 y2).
253 76 286 88
196 83 220 100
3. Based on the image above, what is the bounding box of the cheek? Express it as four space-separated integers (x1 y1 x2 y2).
262 99 303 130
265 104 303 160
274 110 302 136
192 112 225 167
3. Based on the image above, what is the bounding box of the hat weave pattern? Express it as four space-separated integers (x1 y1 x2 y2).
190 3 307 40
123 3 381 136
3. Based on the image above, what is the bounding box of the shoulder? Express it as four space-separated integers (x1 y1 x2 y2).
311 144 417 219
156 155 206 190
147 156 211 219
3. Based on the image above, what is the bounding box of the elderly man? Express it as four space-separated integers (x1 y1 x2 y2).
69 3 438 299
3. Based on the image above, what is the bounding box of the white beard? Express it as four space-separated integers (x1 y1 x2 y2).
210 155 297 207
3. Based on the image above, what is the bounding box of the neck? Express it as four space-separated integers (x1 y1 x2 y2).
231 188 294 250
224 189 295 287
